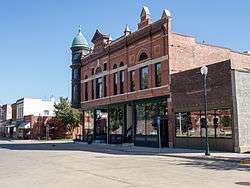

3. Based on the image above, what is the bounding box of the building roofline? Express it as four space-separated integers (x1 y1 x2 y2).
82 19 165 61
172 31 250 57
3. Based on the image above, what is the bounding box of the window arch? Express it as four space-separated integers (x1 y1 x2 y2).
95 66 102 74
113 64 117 69
120 62 124 67
139 52 148 61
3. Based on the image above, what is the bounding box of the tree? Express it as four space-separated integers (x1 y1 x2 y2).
54 97 82 133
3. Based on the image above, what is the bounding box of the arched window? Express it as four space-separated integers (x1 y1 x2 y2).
119 62 124 94
95 66 102 74
113 64 117 95
73 69 79 79
139 52 148 61
84 76 88 101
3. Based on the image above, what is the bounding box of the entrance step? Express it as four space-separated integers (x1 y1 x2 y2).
93 140 106 144
122 143 134 147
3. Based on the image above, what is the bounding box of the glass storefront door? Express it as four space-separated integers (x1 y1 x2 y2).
135 99 168 147
94 109 108 142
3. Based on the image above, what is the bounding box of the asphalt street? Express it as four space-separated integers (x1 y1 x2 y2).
0 140 249 188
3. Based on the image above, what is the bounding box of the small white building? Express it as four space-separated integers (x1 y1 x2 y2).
16 98 55 120
0 104 13 136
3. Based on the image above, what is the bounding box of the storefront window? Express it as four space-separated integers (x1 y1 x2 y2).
109 106 123 134
136 103 146 135
95 110 108 138
136 101 167 136
175 109 232 138
84 110 94 137
146 103 158 135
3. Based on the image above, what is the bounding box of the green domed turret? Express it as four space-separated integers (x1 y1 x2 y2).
71 26 88 48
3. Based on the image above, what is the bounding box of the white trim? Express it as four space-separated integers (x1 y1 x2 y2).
128 55 168 72
81 65 127 83
81 55 168 83
81 85 169 104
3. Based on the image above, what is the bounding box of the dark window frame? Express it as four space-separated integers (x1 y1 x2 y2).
103 76 107 97
113 72 117 95
130 70 136 92
120 70 124 94
85 82 88 101
113 64 118 95
155 63 161 87
96 77 102 99
91 80 94 99
139 52 148 62
140 66 149 90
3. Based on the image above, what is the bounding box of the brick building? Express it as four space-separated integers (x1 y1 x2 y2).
70 7 250 152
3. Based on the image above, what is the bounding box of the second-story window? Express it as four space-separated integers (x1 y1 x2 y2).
120 62 124 94
120 70 124 94
104 63 107 71
85 82 88 101
140 66 149 90
130 70 135 92
84 76 88 101
103 76 107 97
96 77 102 99
91 80 94 99
73 69 79 80
113 64 117 95
44 110 49 116
113 73 117 95
155 63 161 87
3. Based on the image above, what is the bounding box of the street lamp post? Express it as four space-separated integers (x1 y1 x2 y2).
200 66 210 156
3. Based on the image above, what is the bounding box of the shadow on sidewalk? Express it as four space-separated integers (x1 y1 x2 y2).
0 139 249 172
176 159 250 172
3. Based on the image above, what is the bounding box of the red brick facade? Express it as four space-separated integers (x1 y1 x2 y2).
80 19 171 110
71 7 250 150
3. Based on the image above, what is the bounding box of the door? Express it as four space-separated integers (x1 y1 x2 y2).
160 117 168 147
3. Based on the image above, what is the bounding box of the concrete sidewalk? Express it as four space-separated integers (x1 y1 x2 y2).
1 138 249 163
76 142 250 163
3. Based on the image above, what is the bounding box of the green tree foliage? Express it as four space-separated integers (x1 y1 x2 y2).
220 116 231 127
54 97 82 133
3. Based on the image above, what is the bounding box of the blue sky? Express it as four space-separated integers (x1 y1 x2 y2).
0 0 250 104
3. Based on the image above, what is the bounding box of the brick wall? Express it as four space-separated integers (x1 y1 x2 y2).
80 18 171 110
169 32 250 74
171 60 233 112
171 60 234 152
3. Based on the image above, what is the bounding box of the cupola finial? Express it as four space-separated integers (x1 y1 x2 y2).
78 25 81 33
